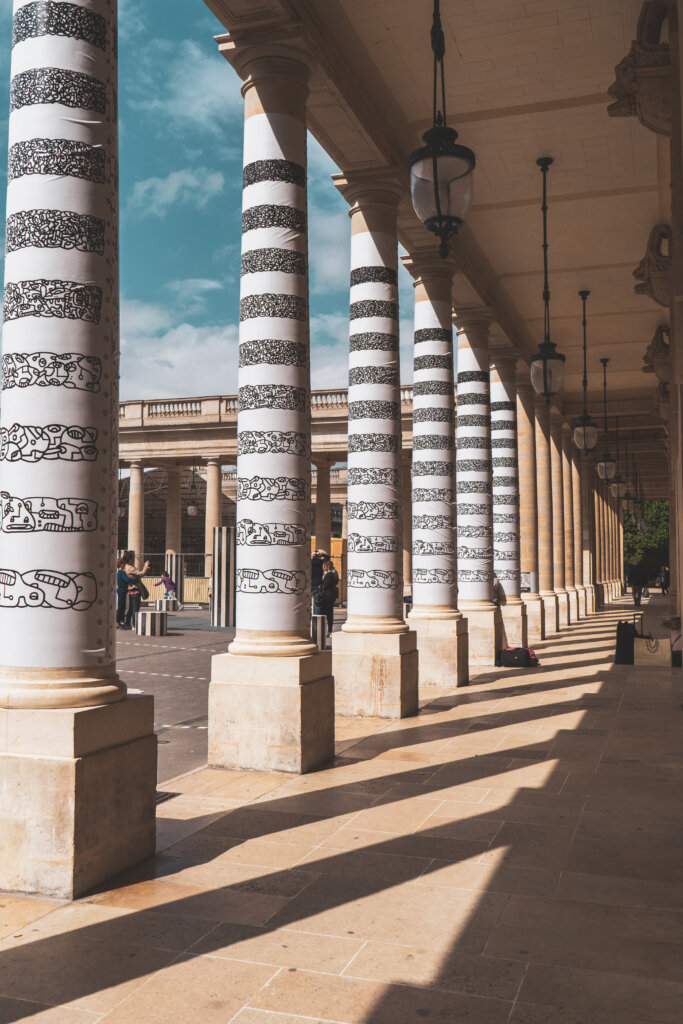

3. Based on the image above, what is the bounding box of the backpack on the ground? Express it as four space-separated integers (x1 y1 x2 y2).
615 619 637 664
499 647 539 668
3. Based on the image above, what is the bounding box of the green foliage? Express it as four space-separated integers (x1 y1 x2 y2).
623 500 669 579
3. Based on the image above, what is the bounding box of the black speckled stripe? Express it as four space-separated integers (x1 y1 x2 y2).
13 2 107 50
241 248 306 276
349 332 398 352
350 266 397 287
242 205 306 233
415 328 451 343
348 400 399 421
10 68 106 114
349 299 397 321
239 294 307 322
414 354 453 372
243 159 305 188
457 370 488 383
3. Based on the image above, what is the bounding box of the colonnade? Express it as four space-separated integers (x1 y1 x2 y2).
0 20 626 901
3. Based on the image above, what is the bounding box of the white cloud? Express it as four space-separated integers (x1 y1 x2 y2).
128 167 225 217
118 0 146 41
164 278 223 314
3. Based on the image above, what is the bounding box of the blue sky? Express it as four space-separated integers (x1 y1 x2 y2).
0 0 416 400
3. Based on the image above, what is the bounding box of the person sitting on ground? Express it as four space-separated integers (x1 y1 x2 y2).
155 570 183 610
627 561 649 607
318 559 339 638
122 550 150 630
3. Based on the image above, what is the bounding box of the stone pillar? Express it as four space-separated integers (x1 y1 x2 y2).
209 42 334 772
550 412 569 627
516 373 544 640
562 427 578 621
454 310 503 665
127 462 145 558
313 457 332 555
0 0 155 898
572 448 586 616
581 455 596 612
331 169 417 718
535 399 559 631
596 480 607 606
403 254 468 687
165 464 182 554
607 492 616 599
490 351 527 647
402 450 412 596
204 457 222 576
341 500 348 539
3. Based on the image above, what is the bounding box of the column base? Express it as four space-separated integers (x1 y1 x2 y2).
499 598 528 649
0 696 156 899
575 585 587 618
596 582 609 607
332 629 418 718
409 608 469 688
209 649 334 774
555 589 569 628
458 601 503 667
585 584 597 614
541 591 559 633
565 585 579 622
522 593 545 642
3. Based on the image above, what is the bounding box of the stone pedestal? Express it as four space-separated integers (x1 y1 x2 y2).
409 610 469 688
576 585 587 618
566 585 579 621
332 629 418 718
556 589 570 628
209 650 334 774
459 602 503 667
500 598 528 649
585 584 597 614
522 594 545 641
541 591 559 633
0 697 156 899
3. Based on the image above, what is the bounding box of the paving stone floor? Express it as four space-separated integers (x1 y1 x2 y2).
1 594 682 1023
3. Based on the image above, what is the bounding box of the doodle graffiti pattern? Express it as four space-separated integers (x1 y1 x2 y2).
10 68 107 113
348 400 398 421
347 467 398 487
13 2 107 49
239 293 307 322
238 384 307 413
243 159 305 188
236 476 306 502
348 533 399 553
413 567 455 585
493 512 518 524
236 568 306 595
242 205 306 233
238 340 307 367
240 248 306 276
413 539 453 556
457 480 489 493
492 476 517 488
235 520 307 546
413 461 453 477
413 434 453 450
496 569 520 581
0 569 96 609
413 488 453 502
348 569 400 589
6 209 105 254
349 332 397 352
458 545 493 560
413 514 453 530
348 366 399 386
0 494 97 532
458 569 492 583
2 352 101 392
4 280 102 323
0 424 97 462
8 139 106 183
237 430 308 457
458 524 492 537
350 266 397 287
347 500 399 520
457 459 492 472
348 433 399 453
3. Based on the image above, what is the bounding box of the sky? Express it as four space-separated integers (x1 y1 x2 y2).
0 0 417 401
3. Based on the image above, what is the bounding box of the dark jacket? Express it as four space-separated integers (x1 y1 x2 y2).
318 568 339 610
628 564 648 587
116 568 135 595
311 555 325 590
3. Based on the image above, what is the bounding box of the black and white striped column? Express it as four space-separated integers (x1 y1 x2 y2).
331 172 417 718
164 553 184 605
209 44 334 774
489 350 527 648
211 525 235 628
454 311 502 666
0 0 123 708
403 254 468 687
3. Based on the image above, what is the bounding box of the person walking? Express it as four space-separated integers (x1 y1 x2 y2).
627 561 649 607
318 559 339 639
155 570 183 610
659 565 671 595
122 550 150 630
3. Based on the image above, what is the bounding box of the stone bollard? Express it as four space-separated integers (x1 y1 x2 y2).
155 598 179 612
311 614 327 650
136 610 168 637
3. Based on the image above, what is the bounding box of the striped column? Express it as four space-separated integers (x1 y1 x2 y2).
562 427 578 621
454 311 502 666
0 0 155 899
404 254 468 687
331 171 417 718
489 351 527 648
516 372 544 640
550 411 569 627
209 44 333 773
165 553 184 606
211 526 235 628
571 448 586 616
535 398 558 631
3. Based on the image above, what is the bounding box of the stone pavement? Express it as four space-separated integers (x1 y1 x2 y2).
1 594 682 1024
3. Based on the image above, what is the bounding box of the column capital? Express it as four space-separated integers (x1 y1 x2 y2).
216 32 315 90
489 347 520 378
203 456 222 467
332 168 403 213
312 455 334 469
401 249 456 285
453 307 494 335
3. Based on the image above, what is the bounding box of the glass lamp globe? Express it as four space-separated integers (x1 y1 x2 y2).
572 418 598 452
611 478 627 498
117 505 126 519
186 504 198 518
409 126 475 258
596 456 616 480
530 342 566 400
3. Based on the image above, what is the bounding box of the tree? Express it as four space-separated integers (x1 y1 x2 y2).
623 500 669 580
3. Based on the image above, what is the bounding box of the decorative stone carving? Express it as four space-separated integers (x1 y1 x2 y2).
642 323 671 381
633 224 671 307
607 1 672 136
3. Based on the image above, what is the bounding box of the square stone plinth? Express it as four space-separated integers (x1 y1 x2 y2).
500 600 528 649
567 586 579 621
332 630 418 718
410 615 469 689
556 590 569 628
576 585 587 618
0 695 156 899
522 594 544 641
542 592 559 633
209 650 334 774
458 605 502 667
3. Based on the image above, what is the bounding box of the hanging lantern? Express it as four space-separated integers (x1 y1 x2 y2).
409 0 475 258
530 158 566 402
186 465 198 517
117 505 126 519
595 357 616 480
573 290 598 451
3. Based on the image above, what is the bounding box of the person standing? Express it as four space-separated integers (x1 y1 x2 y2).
318 559 339 637
628 561 649 607
311 548 327 614
116 558 133 629
122 550 150 630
